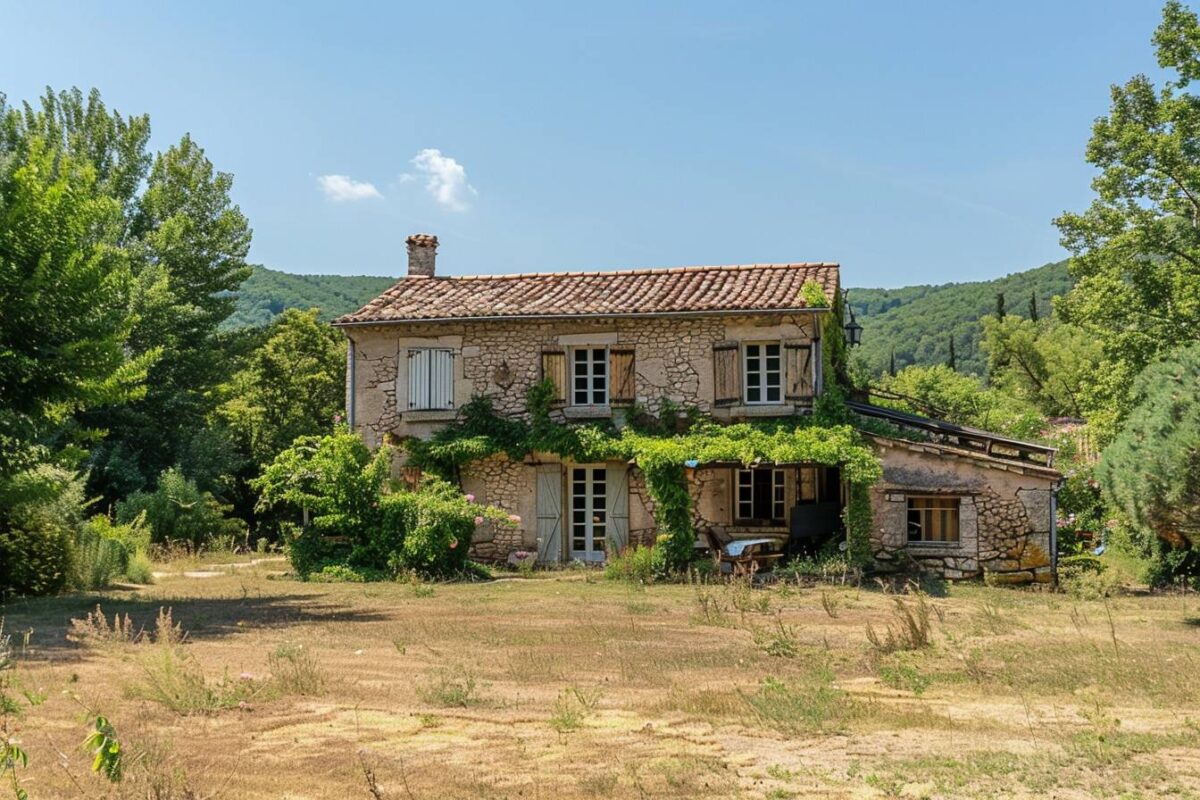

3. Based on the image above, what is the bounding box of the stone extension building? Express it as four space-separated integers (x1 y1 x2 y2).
333 234 1060 583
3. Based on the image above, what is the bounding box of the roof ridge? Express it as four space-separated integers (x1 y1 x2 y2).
409 262 839 282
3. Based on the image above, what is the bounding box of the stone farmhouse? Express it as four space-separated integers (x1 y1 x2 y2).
333 235 1060 583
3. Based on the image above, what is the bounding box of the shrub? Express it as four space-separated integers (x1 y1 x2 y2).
117 467 244 548
604 544 656 583
124 551 155 585
1061 556 1122 599
256 431 514 579
0 465 86 598
71 514 151 590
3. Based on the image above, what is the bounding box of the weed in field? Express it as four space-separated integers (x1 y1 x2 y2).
731 581 770 614
550 685 602 733
866 593 934 653
68 605 139 646
974 599 1020 635
751 614 801 658
692 588 730 627
416 713 441 728
418 665 480 707
742 665 848 733
154 607 184 646
268 642 327 695
820 590 841 619
127 647 260 715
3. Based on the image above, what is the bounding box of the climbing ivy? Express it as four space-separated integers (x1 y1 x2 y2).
406 380 881 572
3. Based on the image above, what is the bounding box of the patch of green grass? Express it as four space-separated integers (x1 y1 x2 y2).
418 665 481 707
741 665 848 734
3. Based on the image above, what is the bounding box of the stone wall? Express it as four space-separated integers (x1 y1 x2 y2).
868 437 1057 583
460 454 536 561
345 313 822 448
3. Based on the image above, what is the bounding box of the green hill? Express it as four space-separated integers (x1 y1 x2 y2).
223 266 396 329
229 262 1074 379
848 260 1073 377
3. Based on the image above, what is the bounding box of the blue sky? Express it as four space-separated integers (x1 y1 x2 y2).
1 1 1168 286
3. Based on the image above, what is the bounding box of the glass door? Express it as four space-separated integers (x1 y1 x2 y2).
570 466 607 562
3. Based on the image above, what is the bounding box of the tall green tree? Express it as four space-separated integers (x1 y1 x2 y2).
1098 343 1200 560
947 336 957 371
1055 0 1200 418
1028 290 1039 323
0 116 150 479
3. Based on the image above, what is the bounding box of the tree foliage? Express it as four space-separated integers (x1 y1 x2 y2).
1098 343 1200 551
982 315 1109 427
849 261 1072 377
1055 0 1200 418
0 114 150 478
217 308 346 468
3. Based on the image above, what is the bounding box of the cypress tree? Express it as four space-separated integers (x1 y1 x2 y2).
948 336 957 371
889 348 897 376
1029 290 1039 322
995 292 1006 319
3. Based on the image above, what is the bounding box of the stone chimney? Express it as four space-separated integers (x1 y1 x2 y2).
406 233 438 277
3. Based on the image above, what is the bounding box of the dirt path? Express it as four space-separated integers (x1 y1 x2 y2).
152 555 288 579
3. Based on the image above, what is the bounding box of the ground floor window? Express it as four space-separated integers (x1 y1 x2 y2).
907 496 960 543
736 468 785 524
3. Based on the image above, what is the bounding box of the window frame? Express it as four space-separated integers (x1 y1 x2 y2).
742 341 783 405
569 346 610 406
407 347 455 411
735 467 787 524
906 496 961 545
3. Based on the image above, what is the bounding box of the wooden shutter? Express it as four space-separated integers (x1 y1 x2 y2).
605 466 629 556
784 342 814 400
536 464 564 562
609 346 636 406
713 341 741 406
540 347 567 406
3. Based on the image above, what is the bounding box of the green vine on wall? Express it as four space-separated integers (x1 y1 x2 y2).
406 379 881 571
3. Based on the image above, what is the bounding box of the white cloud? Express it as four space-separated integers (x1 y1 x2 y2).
317 174 383 202
409 148 477 211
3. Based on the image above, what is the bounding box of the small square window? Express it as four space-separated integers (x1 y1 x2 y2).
907 497 960 543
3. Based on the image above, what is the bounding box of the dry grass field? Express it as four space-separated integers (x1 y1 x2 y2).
3 565 1200 799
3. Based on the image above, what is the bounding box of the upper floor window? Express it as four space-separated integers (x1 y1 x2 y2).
571 347 608 405
408 348 454 410
907 496 960 543
743 342 782 404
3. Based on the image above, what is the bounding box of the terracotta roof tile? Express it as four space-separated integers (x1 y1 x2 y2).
332 262 840 325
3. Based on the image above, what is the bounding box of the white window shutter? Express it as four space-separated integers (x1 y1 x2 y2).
409 349 454 410
408 350 428 409
430 349 453 408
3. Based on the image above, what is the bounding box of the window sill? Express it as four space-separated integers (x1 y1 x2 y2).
712 403 806 419
563 406 613 419
907 541 962 550
402 408 458 422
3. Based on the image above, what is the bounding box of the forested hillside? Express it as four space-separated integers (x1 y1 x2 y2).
224 266 396 328
849 260 1072 377
232 262 1073 379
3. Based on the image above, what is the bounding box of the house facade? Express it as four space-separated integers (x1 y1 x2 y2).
333 234 1059 583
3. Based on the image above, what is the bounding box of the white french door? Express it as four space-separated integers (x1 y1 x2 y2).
569 466 608 562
